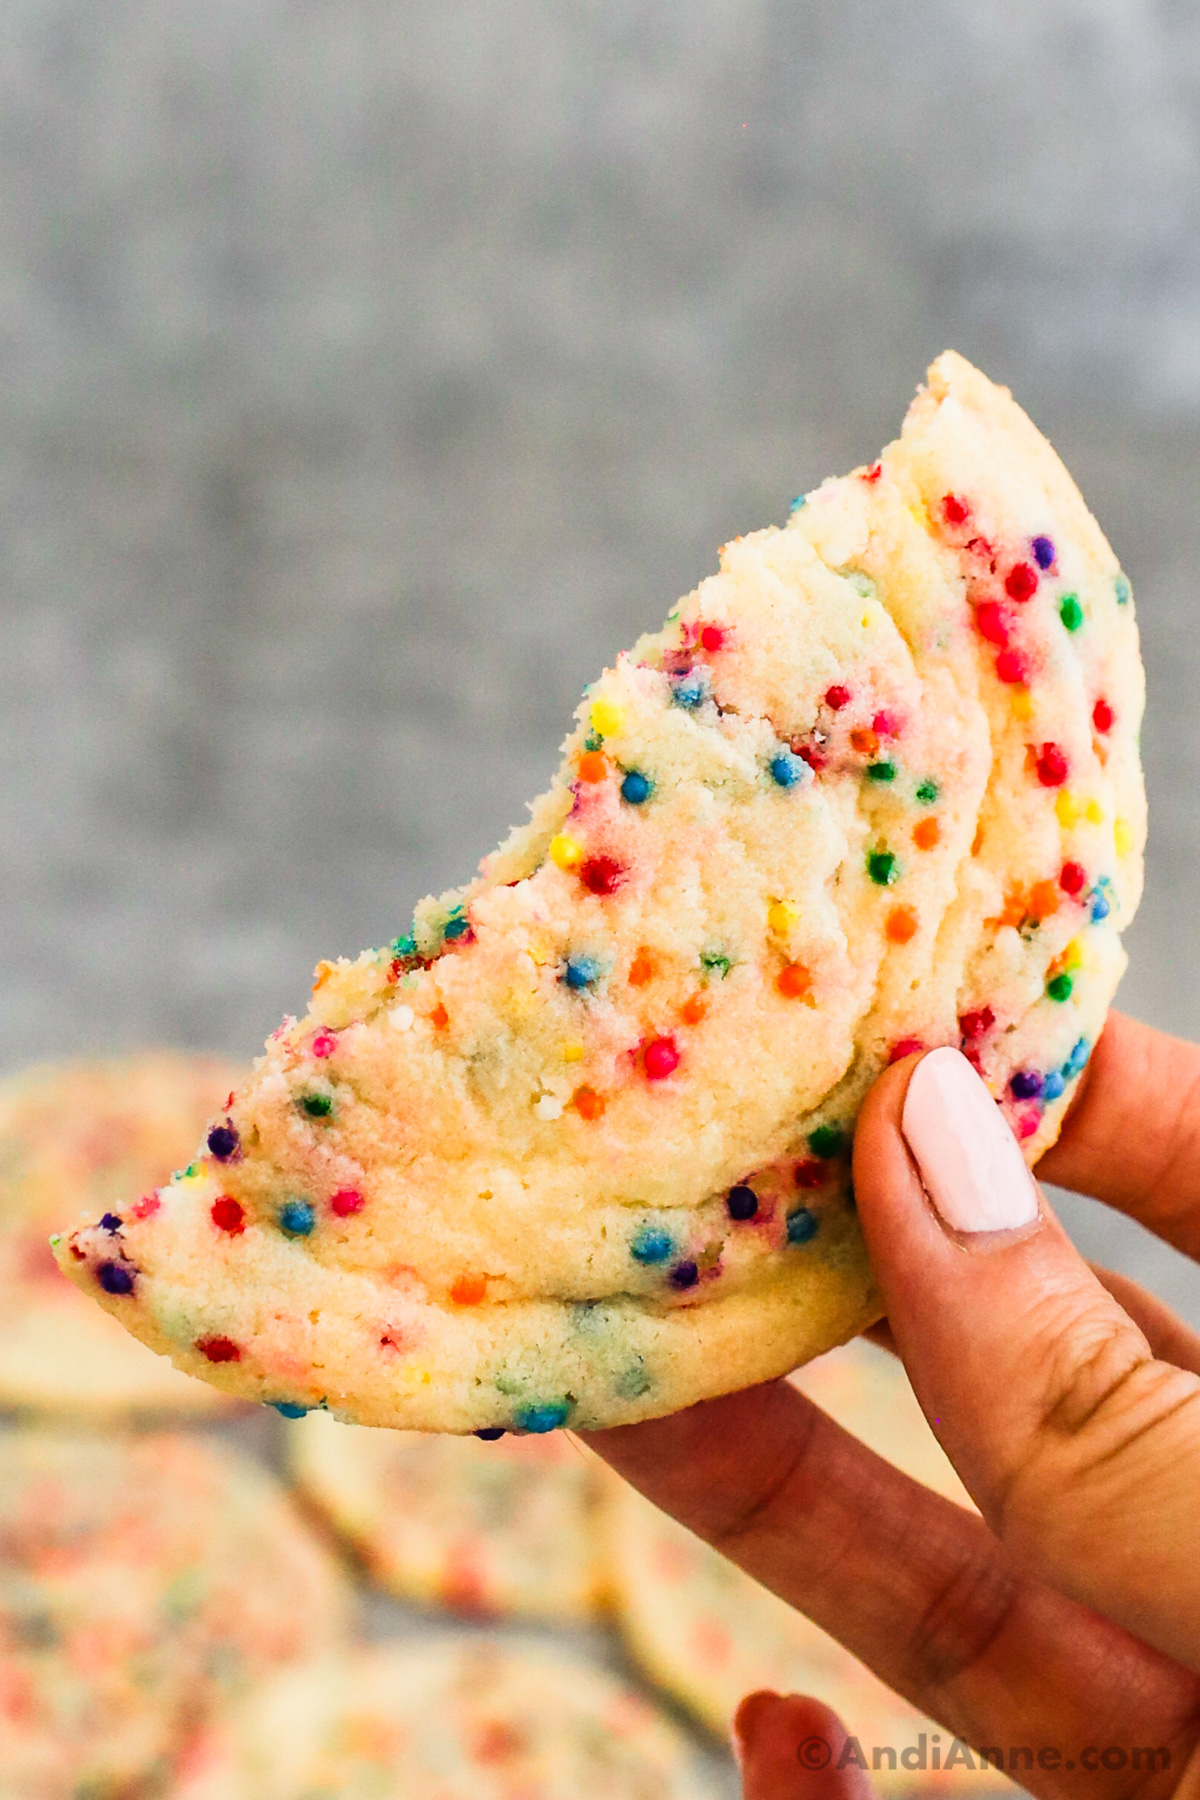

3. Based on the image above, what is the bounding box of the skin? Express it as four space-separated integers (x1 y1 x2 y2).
582 1013 1200 1800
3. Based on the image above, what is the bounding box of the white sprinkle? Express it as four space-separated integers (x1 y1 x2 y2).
390 1005 415 1031
533 1093 564 1121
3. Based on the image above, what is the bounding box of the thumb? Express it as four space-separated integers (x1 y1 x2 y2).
734 1692 876 1800
853 1046 1200 1672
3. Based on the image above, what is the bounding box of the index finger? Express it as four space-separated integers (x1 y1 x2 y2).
1037 1013 1200 1258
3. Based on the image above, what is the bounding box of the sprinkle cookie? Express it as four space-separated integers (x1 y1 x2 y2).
177 1639 715 1800
0 1054 242 1412
287 1412 607 1619
57 354 1145 1432
606 1340 990 1790
0 1428 352 1799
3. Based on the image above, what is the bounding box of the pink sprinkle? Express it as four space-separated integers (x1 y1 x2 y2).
131 1193 161 1221
311 1031 337 1059
330 1189 365 1217
1016 1109 1041 1140
871 709 899 737
644 1037 680 1081
888 1038 924 1064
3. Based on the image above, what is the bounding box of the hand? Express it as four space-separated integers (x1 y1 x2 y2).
584 1014 1200 1800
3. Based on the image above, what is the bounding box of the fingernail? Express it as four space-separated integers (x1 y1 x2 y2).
902 1047 1039 1233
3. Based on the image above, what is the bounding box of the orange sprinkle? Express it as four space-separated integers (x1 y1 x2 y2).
450 1274 487 1306
850 728 879 757
628 950 655 987
1027 879 1059 922
776 962 811 999
312 960 334 991
572 1085 605 1121
913 816 940 851
680 993 707 1026
997 888 1025 929
429 1002 449 1029
577 750 607 783
886 905 918 944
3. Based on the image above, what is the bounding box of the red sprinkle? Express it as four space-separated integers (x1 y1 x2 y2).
888 1038 924 1063
958 1007 995 1038
862 461 882 483
942 494 969 525
794 1160 825 1189
311 1031 337 1059
1092 697 1114 734
1005 562 1038 602
995 650 1028 685
872 709 899 737
1016 1110 1041 1141
644 1037 681 1081
197 1336 241 1364
824 684 851 711
1059 861 1086 896
580 856 624 896
974 601 1010 646
700 625 726 652
210 1196 245 1236
1035 743 1069 787
330 1189 365 1217
131 1193 161 1221
796 742 826 772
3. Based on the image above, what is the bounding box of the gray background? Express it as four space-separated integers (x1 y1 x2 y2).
3 0 1198 1316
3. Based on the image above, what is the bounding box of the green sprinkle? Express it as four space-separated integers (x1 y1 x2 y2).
1046 973 1074 1002
616 1363 652 1399
915 779 939 805
700 950 733 979
391 934 417 959
1059 595 1083 632
1115 574 1131 605
868 850 899 886
807 1123 846 1159
789 493 807 513
583 731 602 752
866 761 896 783
299 1093 333 1119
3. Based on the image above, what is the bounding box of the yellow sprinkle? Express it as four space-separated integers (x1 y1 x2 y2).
1114 817 1134 857
861 614 870 628
1055 791 1082 828
590 698 624 737
767 900 800 935
1009 689 1032 721
1085 799 1105 825
562 1042 585 1063
312 959 335 991
549 834 583 871
1062 938 1085 972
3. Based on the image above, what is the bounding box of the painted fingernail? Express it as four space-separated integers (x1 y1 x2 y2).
732 1691 783 1769
902 1046 1039 1233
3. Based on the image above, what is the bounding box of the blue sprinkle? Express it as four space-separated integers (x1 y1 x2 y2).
391 934 417 958
1115 574 1131 605
279 1200 315 1238
789 493 808 513
769 749 811 789
443 915 470 941
98 1213 122 1233
271 1402 309 1419
97 1261 135 1296
562 956 602 991
631 1225 674 1265
786 1207 819 1246
1042 1071 1066 1101
1009 1071 1042 1100
620 770 652 805
517 1401 570 1434
1090 893 1111 922
474 1426 507 1440
1063 1038 1090 1078
671 669 710 710
1031 535 1056 570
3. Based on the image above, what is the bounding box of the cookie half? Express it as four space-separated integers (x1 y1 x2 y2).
57 354 1145 1432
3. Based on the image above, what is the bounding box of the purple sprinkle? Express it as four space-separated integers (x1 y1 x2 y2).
207 1123 240 1161
97 1261 135 1296
98 1213 122 1233
474 1427 506 1441
669 1260 699 1290
1031 536 1055 570
1009 1070 1043 1100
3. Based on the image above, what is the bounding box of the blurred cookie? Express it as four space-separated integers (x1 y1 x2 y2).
182 1639 715 1800
0 1428 352 1797
0 1053 241 1411
607 1339 990 1789
288 1411 607 1620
